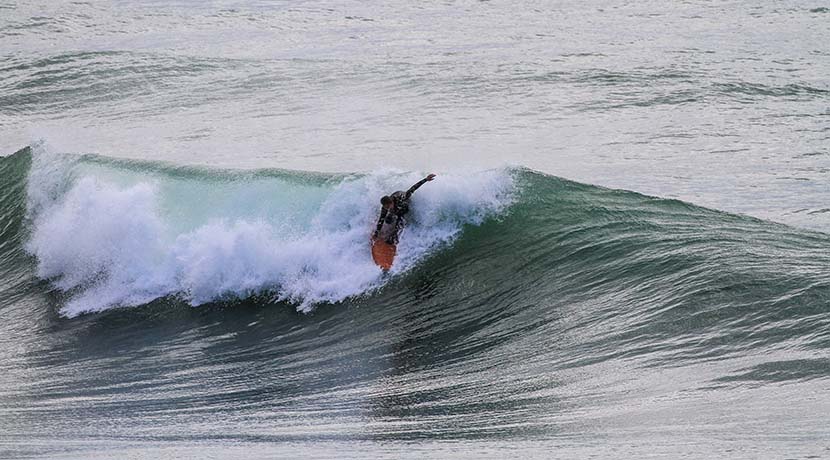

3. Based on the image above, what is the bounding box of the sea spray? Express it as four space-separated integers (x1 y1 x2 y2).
23 149 515 316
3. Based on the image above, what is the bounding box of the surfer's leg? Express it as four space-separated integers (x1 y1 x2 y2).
392 216 406 244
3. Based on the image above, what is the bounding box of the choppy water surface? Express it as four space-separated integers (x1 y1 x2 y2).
1 1 829 458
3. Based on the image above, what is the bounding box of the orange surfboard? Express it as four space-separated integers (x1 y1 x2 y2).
371 239 397 271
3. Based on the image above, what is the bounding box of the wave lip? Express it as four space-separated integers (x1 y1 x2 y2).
22 147 515 317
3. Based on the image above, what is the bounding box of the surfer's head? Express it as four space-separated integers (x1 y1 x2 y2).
381 195 394 209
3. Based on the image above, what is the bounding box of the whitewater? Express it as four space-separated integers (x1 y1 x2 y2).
21 145 514 316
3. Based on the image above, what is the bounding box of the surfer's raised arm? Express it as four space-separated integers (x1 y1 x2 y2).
405 174 436 199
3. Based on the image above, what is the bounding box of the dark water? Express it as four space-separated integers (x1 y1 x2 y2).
1 148 829 458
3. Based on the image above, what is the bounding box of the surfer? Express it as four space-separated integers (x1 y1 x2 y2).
373 174 436 245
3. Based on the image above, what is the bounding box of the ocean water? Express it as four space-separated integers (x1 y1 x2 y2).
1 1 829 458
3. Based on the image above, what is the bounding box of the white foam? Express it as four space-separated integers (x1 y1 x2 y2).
25 152 515 317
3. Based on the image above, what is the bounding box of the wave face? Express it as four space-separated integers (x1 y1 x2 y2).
1 147 829 458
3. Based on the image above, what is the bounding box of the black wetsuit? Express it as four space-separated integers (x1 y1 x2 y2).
373 177 431 244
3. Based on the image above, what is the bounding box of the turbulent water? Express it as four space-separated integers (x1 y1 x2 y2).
1 1 830 459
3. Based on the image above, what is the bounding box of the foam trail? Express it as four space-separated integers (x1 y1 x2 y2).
25 149 515 317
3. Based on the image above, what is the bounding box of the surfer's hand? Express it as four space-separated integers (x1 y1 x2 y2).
426 174 436 181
